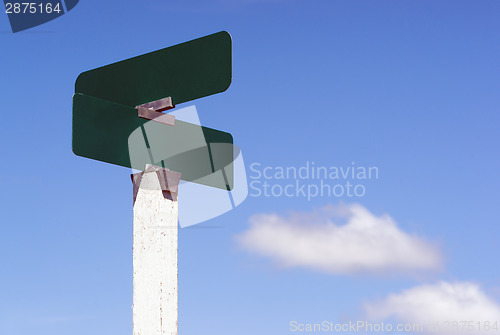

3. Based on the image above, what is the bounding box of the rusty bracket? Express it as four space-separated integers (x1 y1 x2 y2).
131 164 182 204
136 97 175 126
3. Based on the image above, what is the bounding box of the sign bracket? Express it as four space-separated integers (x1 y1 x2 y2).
136 97 176 126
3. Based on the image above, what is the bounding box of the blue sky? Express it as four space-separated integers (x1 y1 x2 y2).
1 1 500 334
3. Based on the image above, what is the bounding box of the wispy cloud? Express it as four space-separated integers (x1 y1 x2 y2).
365 281 500 333
235 203 442 275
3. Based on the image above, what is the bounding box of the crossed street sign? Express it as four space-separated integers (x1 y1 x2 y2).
72 30 240 335
72 31 234 190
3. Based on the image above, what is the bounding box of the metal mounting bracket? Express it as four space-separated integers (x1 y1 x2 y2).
131 164 182 203
136 97 175 126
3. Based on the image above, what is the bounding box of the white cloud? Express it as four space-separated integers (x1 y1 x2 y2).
365 281 500 333
235 203 442 275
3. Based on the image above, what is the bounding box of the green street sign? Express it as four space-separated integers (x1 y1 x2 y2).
73 93 234 190
72 31 234 190
75 31 232 108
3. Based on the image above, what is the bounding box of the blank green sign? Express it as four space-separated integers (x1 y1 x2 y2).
73 94 234 190
75 31 232 107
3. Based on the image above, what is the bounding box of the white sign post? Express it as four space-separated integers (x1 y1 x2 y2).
131 165 182 335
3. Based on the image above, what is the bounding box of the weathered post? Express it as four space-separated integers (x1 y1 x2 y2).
132 165 181 335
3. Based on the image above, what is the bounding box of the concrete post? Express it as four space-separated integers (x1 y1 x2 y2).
132 165 181 335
